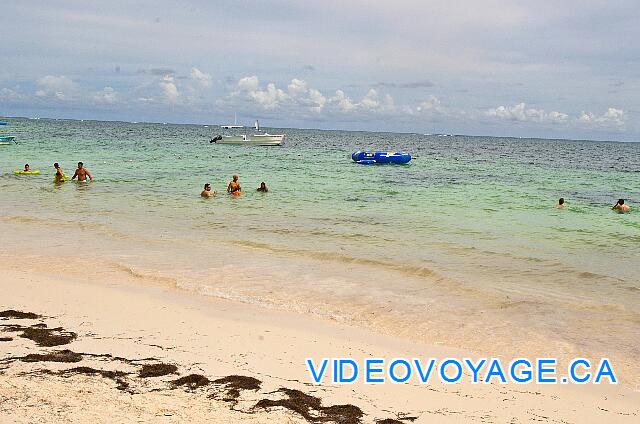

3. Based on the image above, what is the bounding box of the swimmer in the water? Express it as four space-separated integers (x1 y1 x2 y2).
23 164 30 172
72 161 93 182
257 182 268 192
227 175 241 195
53 162 65 182
612 199 631 213
556 198 565 209
201 183 216 198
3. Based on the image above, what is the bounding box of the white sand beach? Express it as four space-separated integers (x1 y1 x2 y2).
1 251 638 423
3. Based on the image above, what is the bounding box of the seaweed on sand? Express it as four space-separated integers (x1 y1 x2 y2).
255 388 364 424
0 323 77 347
211 375 261 403
59 367 131 391
138 363 178 378
18 349 82 363
172 374 211 389
0 310 41 320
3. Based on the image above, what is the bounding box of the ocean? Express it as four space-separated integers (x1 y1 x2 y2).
1 117 639 380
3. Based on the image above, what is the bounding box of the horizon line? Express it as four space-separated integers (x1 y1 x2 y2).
2 114 638 145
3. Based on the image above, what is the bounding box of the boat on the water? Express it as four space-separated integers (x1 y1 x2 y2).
0 121 8 125
220 113 244 129
213 133 285 146
211 120 285 146
0 135 16 145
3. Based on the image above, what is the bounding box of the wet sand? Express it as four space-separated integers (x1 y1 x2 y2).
1 255 639 423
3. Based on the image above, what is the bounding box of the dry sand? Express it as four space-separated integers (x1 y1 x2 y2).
1 253 639 423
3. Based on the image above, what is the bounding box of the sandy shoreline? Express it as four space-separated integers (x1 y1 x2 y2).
1 255 639 423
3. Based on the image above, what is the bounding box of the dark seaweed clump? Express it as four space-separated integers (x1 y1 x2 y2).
60 367 130 391
0 337 12 342
19 349 83 363
0 310 41 320
21 325 77 347
138 363 178 378
214 375 261 391
172 374 211 389
255 388 364 424
212 375 261 402
0 323 77 347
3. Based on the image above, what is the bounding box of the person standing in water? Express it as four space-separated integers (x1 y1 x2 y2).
201 183 216 198
556 198 566 209
53 163 65 182
227 175 241 196
257 182 268 192
72 161 93 182
612 199 631 213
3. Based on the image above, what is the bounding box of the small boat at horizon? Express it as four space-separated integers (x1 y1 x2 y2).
220 113 244 129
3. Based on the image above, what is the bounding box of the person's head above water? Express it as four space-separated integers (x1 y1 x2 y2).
232 175 238 182
78 161 84 168
24 164 30 171
204 183 211 191
617 199 625 205
558 198 564 205
54 162 59 169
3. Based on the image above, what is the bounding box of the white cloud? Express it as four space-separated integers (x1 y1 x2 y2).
330 90 355 112
577 108 626 129
159 75 179 103
93 86 117 104
232 75 298 110
287 78 308 97
237 75 259 92
486 102 629 131
285 79 326 112
35 75 77 100
234 76 396 115
417 95 442 112
360 89 381 110
357 89 395 112
486 102 569 124
0 87 25 101
249 82 289 109
308 88 326 112
190 67 212 88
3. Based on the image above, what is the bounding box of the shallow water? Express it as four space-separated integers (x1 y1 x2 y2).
1 118 639 380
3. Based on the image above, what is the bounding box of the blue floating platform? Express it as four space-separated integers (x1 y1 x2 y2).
352 151 411 165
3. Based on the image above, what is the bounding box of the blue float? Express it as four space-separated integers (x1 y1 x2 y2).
352 151 412 165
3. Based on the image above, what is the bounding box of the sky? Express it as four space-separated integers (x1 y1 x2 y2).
1 0 639 141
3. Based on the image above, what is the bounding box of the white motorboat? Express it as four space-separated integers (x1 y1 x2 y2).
212 119 285 146
214 133 285 146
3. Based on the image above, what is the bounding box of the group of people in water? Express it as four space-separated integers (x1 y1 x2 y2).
51 161 93 183
10 163 634 213
200 175 268 198
16 161 93 182
556 197 631 213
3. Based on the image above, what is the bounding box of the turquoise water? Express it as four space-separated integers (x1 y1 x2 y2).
1 117 639 377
